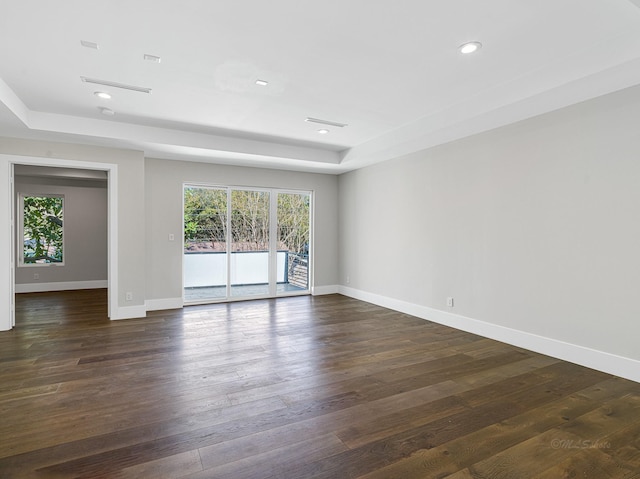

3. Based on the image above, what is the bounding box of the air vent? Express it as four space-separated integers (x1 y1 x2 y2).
80 40 99 50
80 76 152 94
143 54 161 63
305 117 348 128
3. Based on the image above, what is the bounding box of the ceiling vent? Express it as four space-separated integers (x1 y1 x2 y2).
80 40 99 49
80 76 152 94
305 117 348 128
143 54 161 63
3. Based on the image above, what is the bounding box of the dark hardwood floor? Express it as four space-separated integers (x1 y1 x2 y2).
1 290 639 478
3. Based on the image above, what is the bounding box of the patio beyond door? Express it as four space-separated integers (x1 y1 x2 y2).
183 186 310 303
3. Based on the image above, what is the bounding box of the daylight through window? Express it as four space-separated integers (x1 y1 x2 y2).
20 195 64 265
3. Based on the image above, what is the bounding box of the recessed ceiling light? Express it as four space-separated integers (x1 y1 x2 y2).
80 40 99 50
459 41 482 54
317 129 330 135
94 91 111 100
143 54 161 63
99 107 115 116
255 79 269 86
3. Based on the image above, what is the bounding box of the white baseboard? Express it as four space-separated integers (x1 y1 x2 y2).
146 297 183 311
110 304 147 321
338 286 640 384
15 280 108 293
312 285 339 295
145 289 337 312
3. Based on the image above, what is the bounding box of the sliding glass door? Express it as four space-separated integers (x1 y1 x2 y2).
184 185 311 303
230 189 270 298
277 192 310 293
183 186 228 301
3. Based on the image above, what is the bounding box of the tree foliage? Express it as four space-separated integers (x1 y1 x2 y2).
184 187 309 254
184 187 227 250
277 193 309 254
231 190 270 251
23 195 64 263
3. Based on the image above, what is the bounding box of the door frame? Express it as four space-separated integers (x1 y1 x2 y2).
182 183 313 304
0 154 118 330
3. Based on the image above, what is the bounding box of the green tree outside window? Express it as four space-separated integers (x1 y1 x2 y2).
22 195 64 264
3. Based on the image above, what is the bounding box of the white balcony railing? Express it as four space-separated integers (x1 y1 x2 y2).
184 251 307 288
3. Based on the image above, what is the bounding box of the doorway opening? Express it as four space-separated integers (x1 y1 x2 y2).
14 165 108 294
0 155 118 331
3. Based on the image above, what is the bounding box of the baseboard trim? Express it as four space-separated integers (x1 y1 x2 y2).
338 286 640 384
15 280 108 293
312 285 339 295
146 297 183 311
110 304 147 321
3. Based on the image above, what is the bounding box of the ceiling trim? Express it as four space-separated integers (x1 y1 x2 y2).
0 83 342 170
341 55 640 170
0 78 30 125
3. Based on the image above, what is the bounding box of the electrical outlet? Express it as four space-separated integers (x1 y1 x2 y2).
447 297 454 307
125 292 133 301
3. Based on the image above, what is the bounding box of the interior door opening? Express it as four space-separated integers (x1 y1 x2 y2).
183 185 311 304
0 155 119 331
14 166 109 321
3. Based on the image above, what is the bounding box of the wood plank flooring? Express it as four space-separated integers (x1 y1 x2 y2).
1 289 639 478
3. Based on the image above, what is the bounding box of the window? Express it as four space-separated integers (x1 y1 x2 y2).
19 194 64 265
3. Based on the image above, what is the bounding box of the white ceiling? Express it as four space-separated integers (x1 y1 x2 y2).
2 0 640 173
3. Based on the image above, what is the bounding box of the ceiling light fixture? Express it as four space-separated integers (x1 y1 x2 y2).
143 54 161 63
459 41 482 54
99 107 115 116
81 76 152 94
305 117 348 128
255 79 269 86
317 129 330 135
94 91 111 100
80 40 99 50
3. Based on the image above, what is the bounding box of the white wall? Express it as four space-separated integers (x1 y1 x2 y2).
339 84 640 381
0 139 337 324
14 175 107 289
144 158 339 307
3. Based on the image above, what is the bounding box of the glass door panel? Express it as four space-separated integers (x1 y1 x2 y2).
183 186 228 302
230 189 270 298
277 192 310 293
